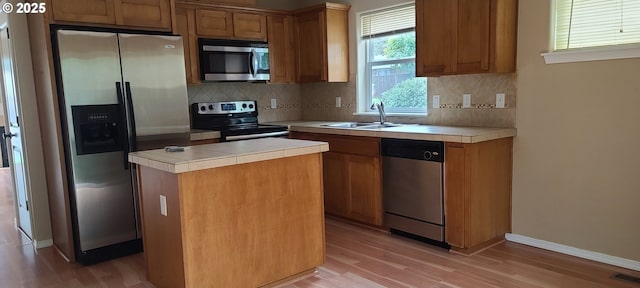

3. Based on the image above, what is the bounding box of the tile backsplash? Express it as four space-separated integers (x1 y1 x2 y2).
187 73 516 127
187 82 302 123
300 73 516 128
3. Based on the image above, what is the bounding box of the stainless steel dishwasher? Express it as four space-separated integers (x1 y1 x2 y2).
381 138 446 245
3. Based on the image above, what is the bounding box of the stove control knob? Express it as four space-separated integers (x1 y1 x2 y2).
208 105 214 110
242 103 247 108
249 104 254 109
200 105 206 112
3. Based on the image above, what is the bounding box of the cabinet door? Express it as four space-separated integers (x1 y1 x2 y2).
347 155 382 226
325 8 349 82
416 0 453 76
114 0 172 29
444 143 467 248
51 0 116 24
295 10 327 82
233 13 267 40
196 9 234 38
455 0 491 73
267 15 294 83
175 8 200 85
322 152 349 217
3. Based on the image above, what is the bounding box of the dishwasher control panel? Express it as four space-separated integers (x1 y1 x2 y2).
381 139 444 162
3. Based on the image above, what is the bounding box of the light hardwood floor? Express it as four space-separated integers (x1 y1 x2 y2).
1 168 638 287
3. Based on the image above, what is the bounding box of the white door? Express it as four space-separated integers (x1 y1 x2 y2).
0 25 32 238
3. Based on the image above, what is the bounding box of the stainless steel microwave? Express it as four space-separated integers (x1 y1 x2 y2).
199 39 270 82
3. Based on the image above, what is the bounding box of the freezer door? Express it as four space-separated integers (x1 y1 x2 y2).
118 34 191 150
57 30 138 251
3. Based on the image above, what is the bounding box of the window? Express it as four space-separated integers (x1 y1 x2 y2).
361 4 427 113
544 0 640 63
555 0 640 50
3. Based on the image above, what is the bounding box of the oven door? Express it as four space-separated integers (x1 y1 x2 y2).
200 45 270 81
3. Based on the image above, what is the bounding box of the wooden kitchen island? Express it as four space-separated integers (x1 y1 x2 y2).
128 138 329 288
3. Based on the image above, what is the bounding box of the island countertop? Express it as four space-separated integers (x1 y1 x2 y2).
128 137 329 174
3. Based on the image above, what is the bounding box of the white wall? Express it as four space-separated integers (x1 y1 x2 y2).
513 0 640 262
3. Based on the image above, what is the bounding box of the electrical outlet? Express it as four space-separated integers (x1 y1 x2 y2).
496 93 505 108
463 94 471 108
336 96 341 108
270 98 277 109
160 195 167 216
432 95 440 109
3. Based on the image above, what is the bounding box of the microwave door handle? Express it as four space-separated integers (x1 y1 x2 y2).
248 49 254 76
251 48 258 77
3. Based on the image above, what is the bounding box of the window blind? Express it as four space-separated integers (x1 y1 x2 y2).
555 0 640 50
361 4 415 38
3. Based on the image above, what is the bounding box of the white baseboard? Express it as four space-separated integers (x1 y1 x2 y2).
506 233 640 272
33 239 53 249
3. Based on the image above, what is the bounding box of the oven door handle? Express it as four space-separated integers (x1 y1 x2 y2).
225 131 289 142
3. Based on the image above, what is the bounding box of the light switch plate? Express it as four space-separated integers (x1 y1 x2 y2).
270 98 277 109
496 93 505 108
336 96 341 108
432 95 440 109
160 195 167 216
463 94 471 108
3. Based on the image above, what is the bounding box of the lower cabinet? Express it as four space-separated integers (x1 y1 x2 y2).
444 137 513 253
290 132 382 226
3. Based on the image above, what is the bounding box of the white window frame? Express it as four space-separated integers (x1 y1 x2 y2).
356 3 428 116
543 0 640 64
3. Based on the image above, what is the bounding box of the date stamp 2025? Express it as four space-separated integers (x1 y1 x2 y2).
2 2 46 14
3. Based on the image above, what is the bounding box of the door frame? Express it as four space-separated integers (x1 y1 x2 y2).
0 0 52 248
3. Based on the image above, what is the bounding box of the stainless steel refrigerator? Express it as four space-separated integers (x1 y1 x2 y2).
55 29 190 264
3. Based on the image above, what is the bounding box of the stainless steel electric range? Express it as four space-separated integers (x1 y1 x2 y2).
191 100 289 141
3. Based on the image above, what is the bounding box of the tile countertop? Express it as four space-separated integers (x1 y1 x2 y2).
190 129 221 141
266 121 516 143
128 138 329 174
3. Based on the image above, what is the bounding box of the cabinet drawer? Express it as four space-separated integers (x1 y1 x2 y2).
328 136 379 157
290 132 380 157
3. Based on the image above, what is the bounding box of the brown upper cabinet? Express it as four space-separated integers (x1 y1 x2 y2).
175 7 200 85
415 0 517 77
51 0 173 30
294 3 350 83
196 8 267 41
267 15 295 83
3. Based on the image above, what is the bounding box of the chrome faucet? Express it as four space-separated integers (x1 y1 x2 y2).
370 101 386 124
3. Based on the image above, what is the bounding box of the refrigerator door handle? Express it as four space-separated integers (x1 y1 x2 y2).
124 82 138 152
116 82 130 170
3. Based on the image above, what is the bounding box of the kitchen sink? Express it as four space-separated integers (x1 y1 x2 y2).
322 122 401 129
359 123 400 129
323 122 372 128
